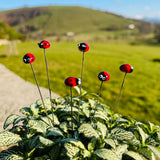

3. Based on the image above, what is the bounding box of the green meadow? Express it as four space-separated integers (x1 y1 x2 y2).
0 41 160 124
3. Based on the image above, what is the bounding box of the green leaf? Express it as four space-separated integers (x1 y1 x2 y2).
39 136 54 147
125 151 144 160
113 144 128 159
13 117 26 126
137 126 149 145
47 127 64 137
3 114 21 129
74 86 87 96
78 123 99 138
20 107 31 116
64 142 80 158
27 119 49 133
59 122 68 133
49 144 61 160
94 110 109 121
148 145 160 158
96 122 107 138
34 155 50 160
111 127 134 141
36 98 52 110
104 139 116 149
0 131 21 146
140 147 156 160
30 103 39 115
94 148 120 160
59 138 85 150
0 150 23 160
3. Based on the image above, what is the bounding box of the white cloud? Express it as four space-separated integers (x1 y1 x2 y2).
144 6 150 11
134 15 144 20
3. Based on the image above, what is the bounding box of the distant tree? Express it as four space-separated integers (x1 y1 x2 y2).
154 23 160 43
137 21 153 34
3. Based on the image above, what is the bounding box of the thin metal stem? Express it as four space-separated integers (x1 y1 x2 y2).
30 63 51 126
92 81 103 118
70 87 74 137
44 49 52 100
44 49 54 124
78 51 85 123
114 73 127 113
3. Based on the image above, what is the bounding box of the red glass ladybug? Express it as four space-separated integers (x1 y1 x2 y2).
98 72 110 81
78 42 89 52
38 40 50 49
120 64 133 73
65 77 81 87
23 53 35 64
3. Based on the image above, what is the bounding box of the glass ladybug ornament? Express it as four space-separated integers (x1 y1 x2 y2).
65 77 81 87
23 53 35 64
78 42 89 52
98 71 110 81
38 40 50 49
120 64 133 73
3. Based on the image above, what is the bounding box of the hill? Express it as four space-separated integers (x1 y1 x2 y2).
0 6 152 38
0 21 22 40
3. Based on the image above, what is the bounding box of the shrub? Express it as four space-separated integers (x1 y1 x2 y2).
0 87 160 160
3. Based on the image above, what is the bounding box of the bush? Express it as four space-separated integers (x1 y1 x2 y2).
0 87 160 160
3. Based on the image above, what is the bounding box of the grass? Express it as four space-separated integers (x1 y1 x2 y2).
0 41 160 125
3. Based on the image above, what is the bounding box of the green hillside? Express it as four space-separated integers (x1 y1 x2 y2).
0 6 150 38
0 21 22 40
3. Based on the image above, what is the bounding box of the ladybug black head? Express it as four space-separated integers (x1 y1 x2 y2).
78 42 89 52
23 53 35 64
120 64 133 73
38 40 50 49
98 72 110 82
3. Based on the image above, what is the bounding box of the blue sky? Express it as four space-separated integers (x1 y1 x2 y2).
0 0 160 19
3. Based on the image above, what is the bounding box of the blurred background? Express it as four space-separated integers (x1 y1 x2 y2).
0 0 160 125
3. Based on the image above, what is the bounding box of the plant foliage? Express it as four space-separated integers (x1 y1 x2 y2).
0 89 160 159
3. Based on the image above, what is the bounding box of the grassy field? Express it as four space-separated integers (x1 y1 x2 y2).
0 41 160 125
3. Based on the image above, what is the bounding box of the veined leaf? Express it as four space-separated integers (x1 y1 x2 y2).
88 99 96 108
0 131 21 146
59 138 85 150
30 103 39 116
74 86 87 96
140 147 156 160
64 142 80 158
94 148 120 160
39 136 54 147
111 127 134 141
19 107 31 116
78 123 99 138
125 151 144 160
27 119 49 133
0 149 23 160
3 114 21 130
59 122 68 133
137 126 149 145
96 122 107 138
47 127 63 137
113 144 128 159
104 139 116 149
94 110 109 121
148 145 160 158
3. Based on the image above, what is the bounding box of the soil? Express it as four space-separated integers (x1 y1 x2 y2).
0 64 59 131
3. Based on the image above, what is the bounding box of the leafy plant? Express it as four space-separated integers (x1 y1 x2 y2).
0 88 160 160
